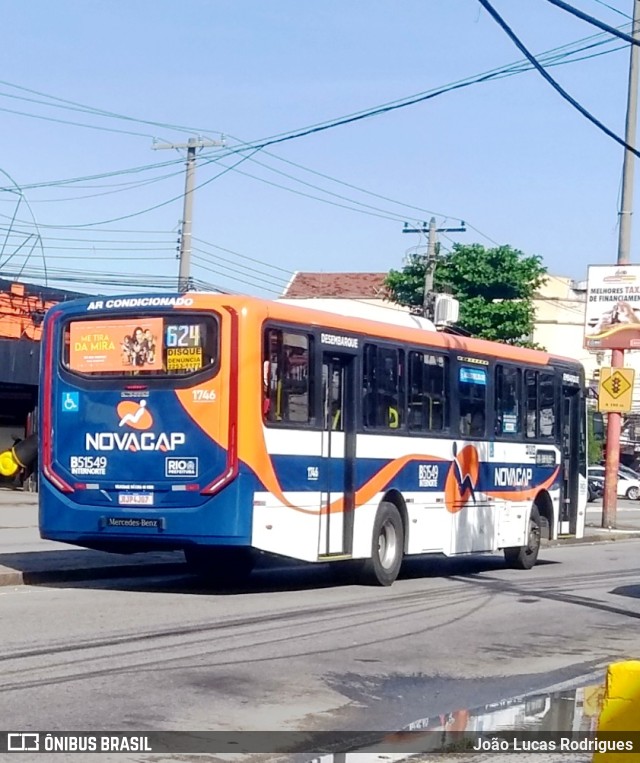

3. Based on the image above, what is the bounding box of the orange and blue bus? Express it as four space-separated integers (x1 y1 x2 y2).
38 292 587 586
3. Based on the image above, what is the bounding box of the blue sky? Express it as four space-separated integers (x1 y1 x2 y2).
0 0 637 296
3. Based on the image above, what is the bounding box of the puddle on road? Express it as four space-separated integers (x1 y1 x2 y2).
402 681 605 734
290 681 607 763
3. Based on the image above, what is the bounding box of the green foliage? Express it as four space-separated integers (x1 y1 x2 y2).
588 410 603 465
384 243 548 347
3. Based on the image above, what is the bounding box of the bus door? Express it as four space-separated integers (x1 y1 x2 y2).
560 382 581 535
319 352 356 558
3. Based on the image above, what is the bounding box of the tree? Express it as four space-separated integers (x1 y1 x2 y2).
587 409 604 465
384 243 547 347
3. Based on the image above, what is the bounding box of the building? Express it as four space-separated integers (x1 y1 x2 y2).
531 275 640 464
0 279 85 455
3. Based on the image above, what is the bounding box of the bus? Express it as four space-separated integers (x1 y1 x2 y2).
38 292 587 586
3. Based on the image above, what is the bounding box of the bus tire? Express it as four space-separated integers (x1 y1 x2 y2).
184 547 255 584
360 501 404 586
504 506 542 570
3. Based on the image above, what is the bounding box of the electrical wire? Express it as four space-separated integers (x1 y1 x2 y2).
0 167 47 286
4 170 186 204
478 0 640 160
191 258 283 295
191 250 291 290
0 78 224 136
0 149 261 230
588 0 632 20
0 23 628 248
544 0 639 45
215 161 408 223
192 236 294 275
0 157 187 192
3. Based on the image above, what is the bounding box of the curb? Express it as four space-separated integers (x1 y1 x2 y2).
545 531 640 547
3 531 640 588
0 561 185 587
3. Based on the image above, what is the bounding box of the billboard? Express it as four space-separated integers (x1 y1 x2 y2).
584 265 640 350
69 318 163 373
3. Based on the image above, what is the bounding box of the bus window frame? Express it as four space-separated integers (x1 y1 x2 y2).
453 355 493 441
361 340 406 434
493 362 524 441
261 321 319 431
58 310 221 389
405 347 451 437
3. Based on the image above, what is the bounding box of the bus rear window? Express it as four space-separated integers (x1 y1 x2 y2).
63 315 217 377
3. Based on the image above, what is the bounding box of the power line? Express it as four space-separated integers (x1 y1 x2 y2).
3 170 185 203
588 0 632 19
192 249 291 289
216 160 408 223
0 150 258 230
192 236 294 275
191 257 283 295
544 0 640 45
0 157 187 192
0 102 164 140
478 0 640 160
0 78 224 136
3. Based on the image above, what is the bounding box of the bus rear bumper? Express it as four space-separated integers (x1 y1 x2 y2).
38 480 252 553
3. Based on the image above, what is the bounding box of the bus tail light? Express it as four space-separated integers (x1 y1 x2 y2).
202 306 239 496
42 310 74 494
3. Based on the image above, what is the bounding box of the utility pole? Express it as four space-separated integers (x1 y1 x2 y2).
402 217 466 319
603 0 640 530
152 137 223 292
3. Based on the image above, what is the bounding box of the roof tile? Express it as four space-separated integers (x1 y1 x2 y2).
283 272 388 298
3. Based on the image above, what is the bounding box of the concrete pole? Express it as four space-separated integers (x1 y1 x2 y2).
423 217 437 318
603 0 640 529
152 136 223 292
178 139 197 292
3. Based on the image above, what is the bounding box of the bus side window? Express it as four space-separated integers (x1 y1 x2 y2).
458 365 487 438
362 344 404 430
262 328 314 425
538 372 556 438
495 365 521 436
408 351 449 432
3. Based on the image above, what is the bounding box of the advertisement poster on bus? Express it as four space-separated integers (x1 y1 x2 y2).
584 265 640 350
69 318 163 373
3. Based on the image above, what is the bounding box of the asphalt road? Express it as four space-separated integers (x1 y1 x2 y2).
1 538 640 762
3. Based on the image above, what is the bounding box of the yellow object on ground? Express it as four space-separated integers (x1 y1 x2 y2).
593 661 640 763
0 449 19 477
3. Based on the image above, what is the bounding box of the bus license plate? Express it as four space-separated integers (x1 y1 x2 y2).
118 493 154 506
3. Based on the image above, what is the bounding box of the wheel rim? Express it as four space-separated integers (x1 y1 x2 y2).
629 488 639 500
378 520 398 570
525 518 540 556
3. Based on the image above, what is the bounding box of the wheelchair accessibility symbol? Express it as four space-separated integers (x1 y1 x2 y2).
61 392 79 413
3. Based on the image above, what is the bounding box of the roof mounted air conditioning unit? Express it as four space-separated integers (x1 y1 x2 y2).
433 294 459 328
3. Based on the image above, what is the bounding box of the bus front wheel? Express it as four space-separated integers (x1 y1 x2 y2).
504 506 541 570
360 501 404 586
184 547 255 584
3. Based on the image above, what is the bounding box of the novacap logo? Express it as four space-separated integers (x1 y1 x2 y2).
83 400 186 453
444 443 480 513
117 400 153 430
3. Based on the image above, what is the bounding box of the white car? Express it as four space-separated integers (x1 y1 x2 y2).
589 466 640 500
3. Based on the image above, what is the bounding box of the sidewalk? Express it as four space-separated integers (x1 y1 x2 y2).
1 492 640 587
0 490 183 586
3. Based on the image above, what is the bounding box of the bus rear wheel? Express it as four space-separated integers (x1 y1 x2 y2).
184 547 255 584
504 506 541 570
360 501 404 586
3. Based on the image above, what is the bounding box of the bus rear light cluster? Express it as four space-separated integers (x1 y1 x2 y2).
42 311 74 494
